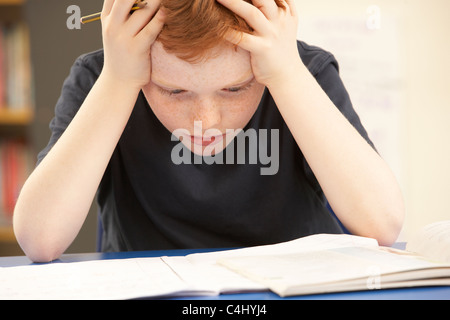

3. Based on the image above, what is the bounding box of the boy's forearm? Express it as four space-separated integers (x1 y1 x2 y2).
267 62 404 245
14 74 140 262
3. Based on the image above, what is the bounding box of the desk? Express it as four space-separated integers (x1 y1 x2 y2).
1 248 450 300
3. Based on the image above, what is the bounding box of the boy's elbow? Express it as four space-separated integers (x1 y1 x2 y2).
365 198 405 247
343 190 405 247
381 191 405 246
26 243 63 263
366 180 406 246
24 248 62 264
13 213 63 263
15 231 63 263
373 217 403 247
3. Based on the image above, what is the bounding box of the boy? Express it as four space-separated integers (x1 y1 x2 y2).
14 0 404 262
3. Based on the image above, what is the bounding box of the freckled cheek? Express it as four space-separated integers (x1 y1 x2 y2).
146 95 190 133
224 86 265 129
226 95 261 126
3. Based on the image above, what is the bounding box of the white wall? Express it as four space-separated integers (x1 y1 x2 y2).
294 0 450 241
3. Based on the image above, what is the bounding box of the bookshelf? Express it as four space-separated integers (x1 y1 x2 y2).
0 0 24 5
0 0 33 254
0 219 15 242
0 108 33 125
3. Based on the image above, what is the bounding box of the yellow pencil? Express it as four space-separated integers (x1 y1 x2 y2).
81 1 147 24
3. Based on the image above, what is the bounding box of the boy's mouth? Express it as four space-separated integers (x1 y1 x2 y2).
190 134 226 147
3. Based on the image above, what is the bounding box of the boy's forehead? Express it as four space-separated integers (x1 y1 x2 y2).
150 41 253 88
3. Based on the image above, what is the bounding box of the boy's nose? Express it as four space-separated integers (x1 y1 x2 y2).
191 98 222 130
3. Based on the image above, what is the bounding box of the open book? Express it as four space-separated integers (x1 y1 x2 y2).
218 220 450 297
1 222 450 299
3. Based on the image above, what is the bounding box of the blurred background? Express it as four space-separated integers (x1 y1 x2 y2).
0 0 448 256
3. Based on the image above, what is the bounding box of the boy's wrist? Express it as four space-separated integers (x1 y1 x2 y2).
98 69 145 94
265 60 309 92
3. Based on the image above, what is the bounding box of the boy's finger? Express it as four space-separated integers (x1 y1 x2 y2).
284 0 298 17
138 8 166 44
223 29 259 53
125 0 162 35
216 0 271 35
251 0 278 20
102 0 115 16
109 0 139 23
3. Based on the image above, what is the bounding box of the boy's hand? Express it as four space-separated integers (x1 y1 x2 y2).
101 0 165 90
217 0 301 88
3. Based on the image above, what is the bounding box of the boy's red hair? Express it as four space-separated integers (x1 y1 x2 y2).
158 0 285 62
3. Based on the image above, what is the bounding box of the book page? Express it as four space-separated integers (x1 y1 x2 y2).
159 234 378 295
0 257 191 300
161 256 266 294
160 234 379 294
185 233 379 265
218 245 450 297
406 220 450 263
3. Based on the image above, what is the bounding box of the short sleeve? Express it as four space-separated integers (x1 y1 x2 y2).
36 50 103 166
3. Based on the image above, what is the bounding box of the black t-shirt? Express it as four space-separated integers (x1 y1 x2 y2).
38 41 374 252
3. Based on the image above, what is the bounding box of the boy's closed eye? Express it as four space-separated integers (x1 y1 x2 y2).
222 79 256 93
155 77 256 96
158 87 186 96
